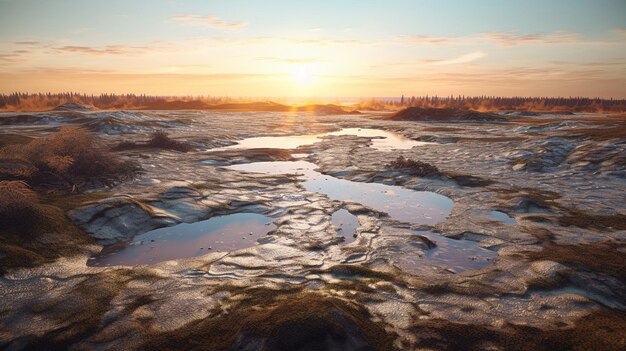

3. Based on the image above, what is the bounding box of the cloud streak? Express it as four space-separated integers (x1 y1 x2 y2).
422 51 487 65
172 14 248 30
257 57 321 64
54 45 154 55
397 30 621 47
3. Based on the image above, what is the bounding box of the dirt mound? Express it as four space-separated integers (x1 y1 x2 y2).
389 107 504 122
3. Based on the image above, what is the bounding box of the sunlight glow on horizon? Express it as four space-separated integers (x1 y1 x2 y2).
0 0 625 98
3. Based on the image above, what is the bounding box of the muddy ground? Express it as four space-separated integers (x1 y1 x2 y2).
0 108 625 350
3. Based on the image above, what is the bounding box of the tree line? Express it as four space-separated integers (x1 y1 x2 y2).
1 92 625 113
385 95 626 113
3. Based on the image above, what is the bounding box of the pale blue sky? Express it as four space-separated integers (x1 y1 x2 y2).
1 0 625 97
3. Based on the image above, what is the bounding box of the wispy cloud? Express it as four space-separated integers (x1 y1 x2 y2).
54 45 153 55
482 31 580 46
13 40 42 46
172 14 248 30
612 28 626 36
421 51 487 66
397 30 619 47
257 56 321 64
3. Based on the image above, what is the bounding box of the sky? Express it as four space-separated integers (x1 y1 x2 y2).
1 0 625 98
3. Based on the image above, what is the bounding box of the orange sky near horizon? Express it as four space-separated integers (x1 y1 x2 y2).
1 1 625 98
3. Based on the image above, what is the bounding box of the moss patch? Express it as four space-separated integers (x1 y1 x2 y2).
142 287 398 351
0 203 92 273
410 309 625 351
525 240 626 282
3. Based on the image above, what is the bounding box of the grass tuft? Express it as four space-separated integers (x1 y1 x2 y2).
388 156 441 177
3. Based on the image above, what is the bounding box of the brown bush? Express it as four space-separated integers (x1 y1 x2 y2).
147 130 192 152
0 181 38 220
387 156 441 177
0 126 136 188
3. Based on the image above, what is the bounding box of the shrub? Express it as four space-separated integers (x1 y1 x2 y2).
387 156 441 177
0 180 38 220
0 126 137 188
147 130 192 152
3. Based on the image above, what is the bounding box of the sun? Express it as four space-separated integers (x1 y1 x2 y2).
292 64 314 86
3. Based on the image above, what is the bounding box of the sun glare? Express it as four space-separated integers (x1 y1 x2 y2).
292 64 314 86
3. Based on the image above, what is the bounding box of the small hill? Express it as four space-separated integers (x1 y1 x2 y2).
52 103 97 112
206 101 289 111
295 104 361 115
141 100 210 110
140 100 360 114
389 107 504 122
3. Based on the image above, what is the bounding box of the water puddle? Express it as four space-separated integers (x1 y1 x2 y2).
228 161 452 225
489 210 516 224
88 213 276 266
396 231 498 274
332 209 359 244
219 128 431 151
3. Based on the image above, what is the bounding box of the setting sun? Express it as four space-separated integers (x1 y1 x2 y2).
292 64 315 86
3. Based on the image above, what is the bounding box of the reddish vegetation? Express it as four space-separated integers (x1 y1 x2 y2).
389 107 505 122
358 95 626 113
141 289 397 351
0 93 360 114
525 240 626 281
0 180 94 272
0 126 136 189
409 309 626 351
113 130 193 152
388 156 441 176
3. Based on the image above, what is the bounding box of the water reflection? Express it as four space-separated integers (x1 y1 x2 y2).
332 209 359 244
88 213 275 266
228 161 452 225
219 128 432 151
489 210 516 224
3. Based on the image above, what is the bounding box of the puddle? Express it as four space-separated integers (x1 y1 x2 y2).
228 161 452 225
326 128 428 150
88 213 276 266
332 209 359 244
489 210 516 224
396 231 498 274
219 128 431 151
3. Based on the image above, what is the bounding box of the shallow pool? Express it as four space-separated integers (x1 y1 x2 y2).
332 209 359 244
228 161 452 225
88 213 276 266
218 128 431 151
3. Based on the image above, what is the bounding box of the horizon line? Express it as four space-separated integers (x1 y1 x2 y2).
2 92 626 100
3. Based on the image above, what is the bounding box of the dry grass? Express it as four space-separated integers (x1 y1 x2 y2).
409 309 625 351
0 126 136 189
388 156 441 177
147 130 193 152
142 287 398 351
525 240 626 281
114 130 193 152
0 180 38 219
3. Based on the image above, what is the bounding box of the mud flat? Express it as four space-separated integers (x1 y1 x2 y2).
0 107 625 350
